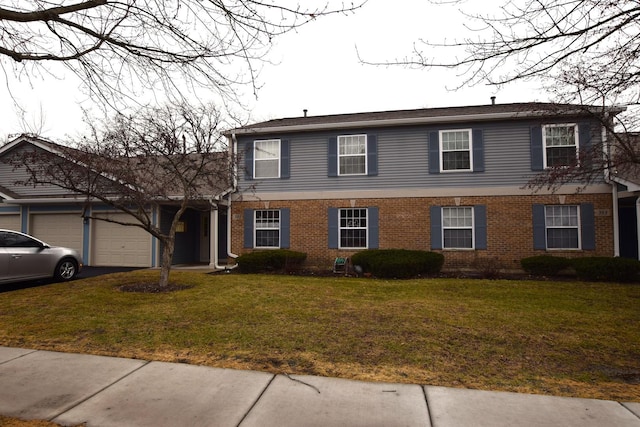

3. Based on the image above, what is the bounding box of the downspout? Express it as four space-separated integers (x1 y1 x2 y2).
637 197 640 261
211 132 239 270
602 117 620 257
227 132 239 261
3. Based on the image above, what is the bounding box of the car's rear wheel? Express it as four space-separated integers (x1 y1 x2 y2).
55 259 78 281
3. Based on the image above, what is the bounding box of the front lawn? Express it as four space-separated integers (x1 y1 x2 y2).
0 271 638 401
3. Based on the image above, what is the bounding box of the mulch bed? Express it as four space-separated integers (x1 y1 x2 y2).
118 282 194 293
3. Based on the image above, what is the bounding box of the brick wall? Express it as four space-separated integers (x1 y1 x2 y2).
232 193 614 272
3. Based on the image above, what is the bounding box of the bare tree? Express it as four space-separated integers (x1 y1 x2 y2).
369 0 639 189
0 1 363 107
9 102 231 288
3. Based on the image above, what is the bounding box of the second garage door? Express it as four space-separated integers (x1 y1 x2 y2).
92 213 152 267
31 213 83 253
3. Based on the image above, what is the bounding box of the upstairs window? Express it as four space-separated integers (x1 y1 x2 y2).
543 124 578 168
339 208 368 248
254 139 280 179
440 130 472 171
255 210 280 248
545 205 579 249
338 135 367 175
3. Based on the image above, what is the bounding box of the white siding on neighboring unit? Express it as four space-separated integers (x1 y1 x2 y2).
91 213 151 267
31 213 83 252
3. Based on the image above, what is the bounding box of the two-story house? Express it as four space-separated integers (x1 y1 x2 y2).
227 102 625 272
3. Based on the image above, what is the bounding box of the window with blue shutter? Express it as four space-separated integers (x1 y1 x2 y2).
474 205 487 249
472 129 484 172
580 203 595 250
530 126 544 171
367 135 378 176
368 207 379 249
280 208 291 248
280 139 290 179
243 209 254 248
244 208 290 249
328 208 339 248
430 205 443 249
328 207 378 249
429 132 440 174
328 137 338 177
244 142 254 180
532 204 546 250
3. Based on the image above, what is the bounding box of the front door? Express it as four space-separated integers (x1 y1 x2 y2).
199 213 210 263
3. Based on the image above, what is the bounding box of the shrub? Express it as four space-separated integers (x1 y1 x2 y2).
351 249 444 279
237 250 307 274
572 257 640 283
520 255 572 276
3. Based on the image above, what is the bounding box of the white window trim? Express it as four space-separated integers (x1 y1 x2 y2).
442 206 475 250
439 129 473 173
338 134 368 176
338 208 369 250
253 139 281 179
254 209 281 249
545 205 582 250
542 124 579 169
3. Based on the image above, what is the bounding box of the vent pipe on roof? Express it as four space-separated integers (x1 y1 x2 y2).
303 109 308 117
491 96 496 105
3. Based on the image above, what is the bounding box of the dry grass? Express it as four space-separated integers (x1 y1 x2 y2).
1 270 638 405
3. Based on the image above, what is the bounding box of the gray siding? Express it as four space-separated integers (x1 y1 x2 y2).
0 145 76 197
238 118 603 193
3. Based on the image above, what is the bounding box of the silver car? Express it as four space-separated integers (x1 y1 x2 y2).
0 229 83 284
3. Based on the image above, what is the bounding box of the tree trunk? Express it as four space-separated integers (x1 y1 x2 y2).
159 238 175 288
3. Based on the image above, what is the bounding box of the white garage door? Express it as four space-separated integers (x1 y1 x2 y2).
92 213 151 267
0 214 20 231
31 213 83 252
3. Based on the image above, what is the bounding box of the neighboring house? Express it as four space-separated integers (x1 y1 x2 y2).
227 102 631 271
611 132 640 260
0 135 231 268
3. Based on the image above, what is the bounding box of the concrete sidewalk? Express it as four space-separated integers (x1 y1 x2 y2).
0 346 638 427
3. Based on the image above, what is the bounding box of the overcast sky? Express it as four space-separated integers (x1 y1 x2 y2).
0 0 550 141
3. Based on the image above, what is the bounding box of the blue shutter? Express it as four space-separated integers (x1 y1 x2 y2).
367 135 378 176
430 205 442 250
429 131 440 174
280 208 290 248
243 209 254 248
368 207 379 249
474 205 487 250
530 126 544 171
581 203 595 250
328 208 339 248
244 142 254 180
578 123 592 151
280 139 290 179
472 129 485 172
532 204 546 250
328 137 338 177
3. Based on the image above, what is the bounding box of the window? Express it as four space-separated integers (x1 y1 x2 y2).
255 210 280 248
338 135 367 175
442 207 474 249
339 208 367 248
0 231 41 248
440 130 472 171
545 205 579 249
543 124 578 168
254 139 280 179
